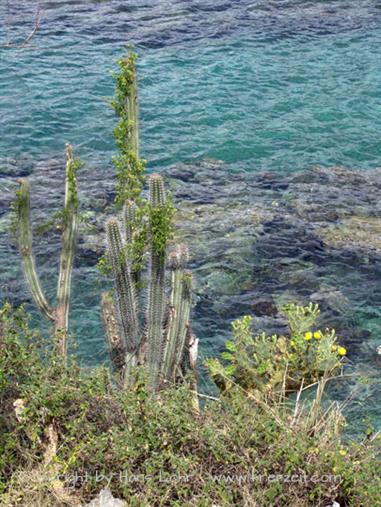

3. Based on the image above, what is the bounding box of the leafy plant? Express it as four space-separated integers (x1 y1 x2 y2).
206 303 346 399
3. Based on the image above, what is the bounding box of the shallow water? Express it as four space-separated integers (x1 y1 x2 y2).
0 1 381 428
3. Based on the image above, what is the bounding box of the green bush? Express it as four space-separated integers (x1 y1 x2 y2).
0 304 380 507
206 303 347 399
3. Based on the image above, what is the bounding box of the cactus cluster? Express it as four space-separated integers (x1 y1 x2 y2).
16 144 80 357
103 174 196 391
14 51 198 392
102 52 197 391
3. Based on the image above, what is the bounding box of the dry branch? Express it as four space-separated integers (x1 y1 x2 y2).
0 8 43 49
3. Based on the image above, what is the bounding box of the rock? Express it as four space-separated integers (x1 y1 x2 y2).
318 216 381 253
251 299 278 317
84 488 126 507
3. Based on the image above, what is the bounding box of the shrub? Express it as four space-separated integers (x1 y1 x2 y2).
0 304 380 507
206 303 347 400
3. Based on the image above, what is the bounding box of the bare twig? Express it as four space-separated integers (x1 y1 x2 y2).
291 378 304 427
0 7 43 49
190 390 220 402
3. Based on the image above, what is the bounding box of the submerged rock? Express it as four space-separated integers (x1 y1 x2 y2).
0 157 380 374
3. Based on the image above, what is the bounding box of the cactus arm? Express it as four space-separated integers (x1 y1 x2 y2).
146 174 167 389
16 179 54 321
173 271 192 374
127 56 139 158
113 53 145 206
101 291 126 374
147 248 166 389
55 143 79 354
106 217 140 352
162 267 183 381
162 245 189 381
123 199 143 287
116 52 139 158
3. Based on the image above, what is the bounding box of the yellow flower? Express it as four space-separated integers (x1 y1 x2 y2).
338 346 347 356
339 449 347 456
290 340 295 347
304 332 313 341
313 331 322 339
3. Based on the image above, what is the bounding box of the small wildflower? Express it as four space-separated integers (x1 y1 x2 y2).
338 346 347 356
313 331 322 339
290 340 295 347
304 332 313 341
339 449 347 456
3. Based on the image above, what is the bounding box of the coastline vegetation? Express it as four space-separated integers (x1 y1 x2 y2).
0 52 380 506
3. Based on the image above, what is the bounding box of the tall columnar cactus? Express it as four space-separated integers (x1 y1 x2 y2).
17 143 79 356
161 246 192 382
146 174 167 389
106 217 140 354
102 51 197 391
113 52 145 206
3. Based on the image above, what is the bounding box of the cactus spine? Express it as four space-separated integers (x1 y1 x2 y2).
17 143 79 356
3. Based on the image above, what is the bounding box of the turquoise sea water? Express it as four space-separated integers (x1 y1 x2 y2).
1 1 381 426
1 1 381 171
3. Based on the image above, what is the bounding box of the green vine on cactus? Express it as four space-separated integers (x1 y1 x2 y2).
148 195 175 258
112 51 146 207
100 52 196 392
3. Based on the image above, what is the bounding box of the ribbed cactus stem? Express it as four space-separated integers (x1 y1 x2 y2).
149 173 166 207
122 199 142 287
124 351 138 388
147 174 167 389
123 199 137 243
173 270 192 374
162 245 189 381
106 217 140 352
55 143 79 355
101 291 126 374
17 179 54 321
